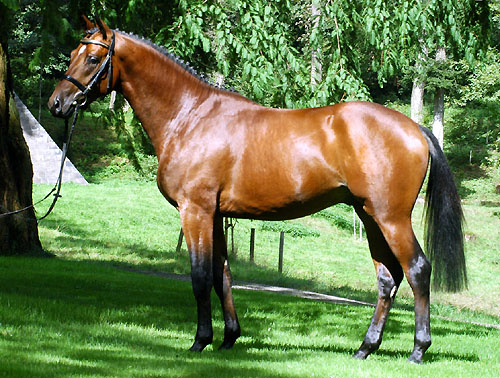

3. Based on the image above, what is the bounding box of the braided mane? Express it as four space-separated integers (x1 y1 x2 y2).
116 30 236 93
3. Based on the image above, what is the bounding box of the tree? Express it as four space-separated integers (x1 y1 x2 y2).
0 0 43 255
407 1 490 145
410 42 428 125
432 46 446 148
310 0 322 87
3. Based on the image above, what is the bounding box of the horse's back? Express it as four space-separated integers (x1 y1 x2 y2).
218 101 429 220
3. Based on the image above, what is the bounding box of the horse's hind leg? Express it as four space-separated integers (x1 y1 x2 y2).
212 215 241 350
368 212 432 363
353 208 404 360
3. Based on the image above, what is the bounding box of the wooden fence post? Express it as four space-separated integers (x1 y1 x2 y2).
353 209 363 240
224 218 229 246
250 228 255 263
230 219 235 255
176 229 184 254
278 231 285 273
353 209 356 239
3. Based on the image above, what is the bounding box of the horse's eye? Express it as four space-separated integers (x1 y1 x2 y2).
87 56 99 65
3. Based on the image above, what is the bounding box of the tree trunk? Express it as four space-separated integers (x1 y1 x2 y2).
432 46 446 149
0 35 43 255
410 79 425 124
109 90 116 111
310 0 322 86
410 42 428 125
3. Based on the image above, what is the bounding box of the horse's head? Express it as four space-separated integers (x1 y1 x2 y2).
48 16 117 118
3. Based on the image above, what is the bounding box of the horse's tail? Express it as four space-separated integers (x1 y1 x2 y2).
419 125 467 292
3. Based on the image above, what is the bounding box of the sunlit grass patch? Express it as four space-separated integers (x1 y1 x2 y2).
1 257 499 377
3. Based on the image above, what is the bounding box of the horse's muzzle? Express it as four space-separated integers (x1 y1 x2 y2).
48 93 84 119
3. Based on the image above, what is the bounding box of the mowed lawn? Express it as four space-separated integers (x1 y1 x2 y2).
1 258 499 377
0 181 499 376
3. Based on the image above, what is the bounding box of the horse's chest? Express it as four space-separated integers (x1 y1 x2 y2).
156 152 225 206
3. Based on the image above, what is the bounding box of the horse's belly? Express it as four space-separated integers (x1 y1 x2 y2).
219 181 352 221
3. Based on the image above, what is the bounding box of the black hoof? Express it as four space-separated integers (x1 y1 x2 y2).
218 339 237 350
218 327 240 350
189 340 210 352
353 350 368 360
408 353 423 364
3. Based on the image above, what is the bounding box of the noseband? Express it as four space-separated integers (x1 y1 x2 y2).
63 30 116 105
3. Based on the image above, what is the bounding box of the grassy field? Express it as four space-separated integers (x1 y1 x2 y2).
31 182 500 320
1 181 499 376
1 258 499 377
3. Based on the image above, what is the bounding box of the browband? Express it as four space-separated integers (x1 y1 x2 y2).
80 38 110 50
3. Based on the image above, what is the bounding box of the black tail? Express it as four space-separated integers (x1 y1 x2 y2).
419 125 467 292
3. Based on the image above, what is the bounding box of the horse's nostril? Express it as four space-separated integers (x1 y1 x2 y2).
49 96 62 116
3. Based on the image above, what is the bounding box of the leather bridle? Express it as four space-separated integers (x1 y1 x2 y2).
0 30 117 221
62 30 116 106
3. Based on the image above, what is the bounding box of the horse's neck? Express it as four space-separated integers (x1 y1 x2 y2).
116 35 211 156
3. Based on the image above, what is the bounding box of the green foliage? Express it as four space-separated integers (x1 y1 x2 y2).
7 0 495 111
167 0 312 107
0 0 19 11
443 48 500 167
403 57 466 93
312 204 353 232
260 220 320 238
457 49 500 106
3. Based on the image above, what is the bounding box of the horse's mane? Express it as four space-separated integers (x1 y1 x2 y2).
116 30 237 94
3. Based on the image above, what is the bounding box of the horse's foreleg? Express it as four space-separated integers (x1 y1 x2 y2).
180 204 215 352
353 211 404 360
213 215 241 350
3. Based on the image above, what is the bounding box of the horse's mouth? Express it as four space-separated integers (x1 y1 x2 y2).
49 93 87 119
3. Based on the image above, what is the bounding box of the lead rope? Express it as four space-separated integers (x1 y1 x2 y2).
2 31 114 221
0 104 81 220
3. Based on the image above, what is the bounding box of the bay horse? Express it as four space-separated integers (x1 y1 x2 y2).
48 17 466 363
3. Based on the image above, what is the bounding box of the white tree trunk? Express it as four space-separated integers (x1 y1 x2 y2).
310 0 322 86
411 79 425 124
432 46 446 149
109 90 116 111
410 42 428 124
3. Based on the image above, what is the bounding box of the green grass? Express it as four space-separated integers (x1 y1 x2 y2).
31 182 500 321
1 257 499 377
37 106 158 183
1 181 498 376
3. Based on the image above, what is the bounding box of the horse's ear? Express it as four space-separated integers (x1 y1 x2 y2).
95 16 111 40
80 15 95 33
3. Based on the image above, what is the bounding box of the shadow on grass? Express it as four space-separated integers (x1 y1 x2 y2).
39 212 381 305
1 256 490 377
39 208 382 300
